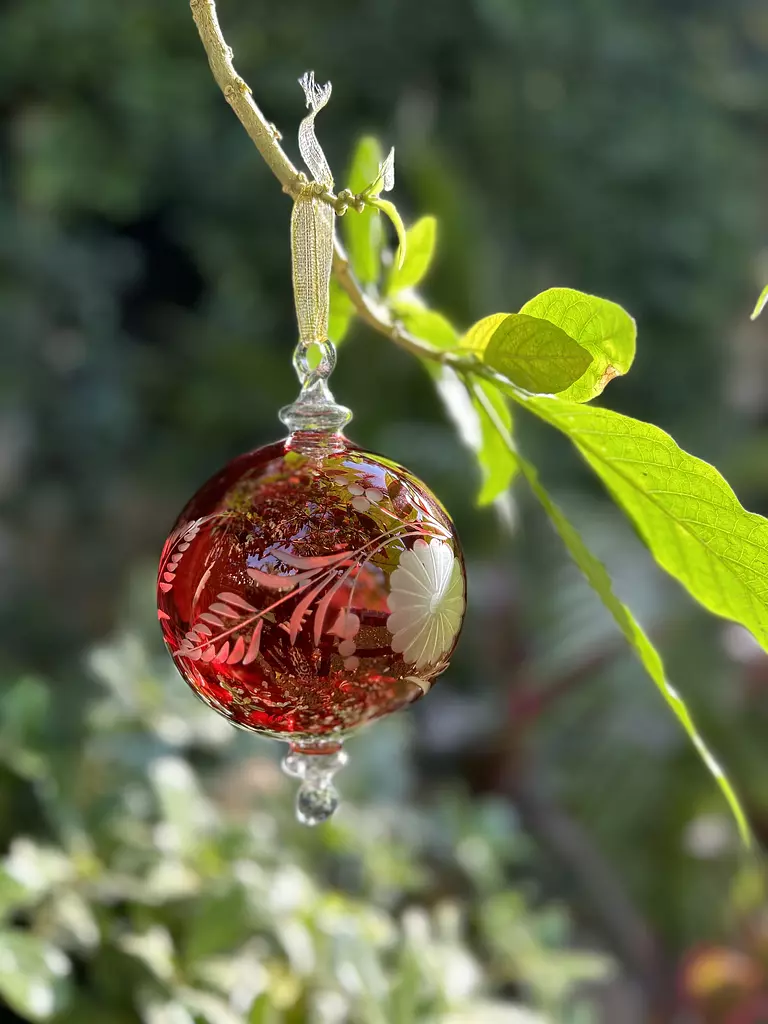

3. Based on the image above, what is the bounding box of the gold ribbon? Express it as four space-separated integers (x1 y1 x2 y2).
291 73 334 348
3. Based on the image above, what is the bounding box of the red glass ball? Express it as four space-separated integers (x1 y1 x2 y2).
157 433 466 744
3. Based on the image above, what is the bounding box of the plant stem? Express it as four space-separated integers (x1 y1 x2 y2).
189 0 300 192
189 0 475 370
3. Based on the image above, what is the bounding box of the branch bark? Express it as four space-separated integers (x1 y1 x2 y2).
189 0 473 368
190 0 300 192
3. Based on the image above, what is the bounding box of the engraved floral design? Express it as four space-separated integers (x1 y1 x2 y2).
329 608 361 670
324 464 387 514
174 525 458 673
170 482 461 678
177 548 357 665
386 538 465 670
347 484 384 513
159 441 468 742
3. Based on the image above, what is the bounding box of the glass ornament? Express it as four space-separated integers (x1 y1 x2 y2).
157 382 466 822
157 75 466 822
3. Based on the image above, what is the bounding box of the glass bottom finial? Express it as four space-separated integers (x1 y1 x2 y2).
281 740 349 826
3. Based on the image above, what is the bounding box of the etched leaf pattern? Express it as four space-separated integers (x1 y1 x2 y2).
168 468 458 672
158 520 205 594
177 525 452 669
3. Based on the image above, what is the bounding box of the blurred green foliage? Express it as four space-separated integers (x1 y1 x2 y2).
0 597 611 1023
2 0 765 664
1 0 768 1021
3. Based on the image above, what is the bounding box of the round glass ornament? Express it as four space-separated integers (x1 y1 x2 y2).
157 372 466 823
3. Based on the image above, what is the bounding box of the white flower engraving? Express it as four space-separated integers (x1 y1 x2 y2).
386 538 464 670
347 484 384 513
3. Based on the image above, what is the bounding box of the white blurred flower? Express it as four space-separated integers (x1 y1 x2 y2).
683 813 734 858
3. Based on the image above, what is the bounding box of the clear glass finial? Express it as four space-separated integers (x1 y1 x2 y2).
279 338 352 435
281 740 348 826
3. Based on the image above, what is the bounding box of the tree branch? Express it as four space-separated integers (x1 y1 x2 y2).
189 0 300 193
189 0 477 370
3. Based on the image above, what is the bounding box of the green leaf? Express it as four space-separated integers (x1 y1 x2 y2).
55 996 136 1024
3 838 74 901
0 678 52 780
0 930 71 1020
483 313 593 394
139 994 196 1024
368 198 407 270
47 891 100 951
522 395 768 656
519 288 636 402
474 381 519 506
470 381 751 846
179 988 244 1024
328 277 355 344
751 284 768 320
183 890 252 962
248 993 280 1024
148 757 216 854
386 216 437 295
393 302 459 350
119 926 175 983
442 1004 546 1024
0 678 49 741
343 136 384 284
463 313 508 353
435 370 517 506
0 868 30 921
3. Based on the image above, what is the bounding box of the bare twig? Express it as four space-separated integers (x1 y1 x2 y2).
189 0 479 369
189 0 300 192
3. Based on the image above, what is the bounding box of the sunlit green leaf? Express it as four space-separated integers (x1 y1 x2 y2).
328 277 355 344
474 381 518 506
386 216 437 295
0 930 71 1021
519 288 636 402
472 382 751 845
463 313 508 353
436 370 517 506
368 198 407 269
483 314 593 394
751 284 768 320
343 136 384 284
523 395 768 656
393 302 459 350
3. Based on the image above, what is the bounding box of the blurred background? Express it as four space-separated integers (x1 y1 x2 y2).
1 0 768 1021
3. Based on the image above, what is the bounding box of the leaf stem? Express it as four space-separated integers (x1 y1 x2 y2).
469 375 752 847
